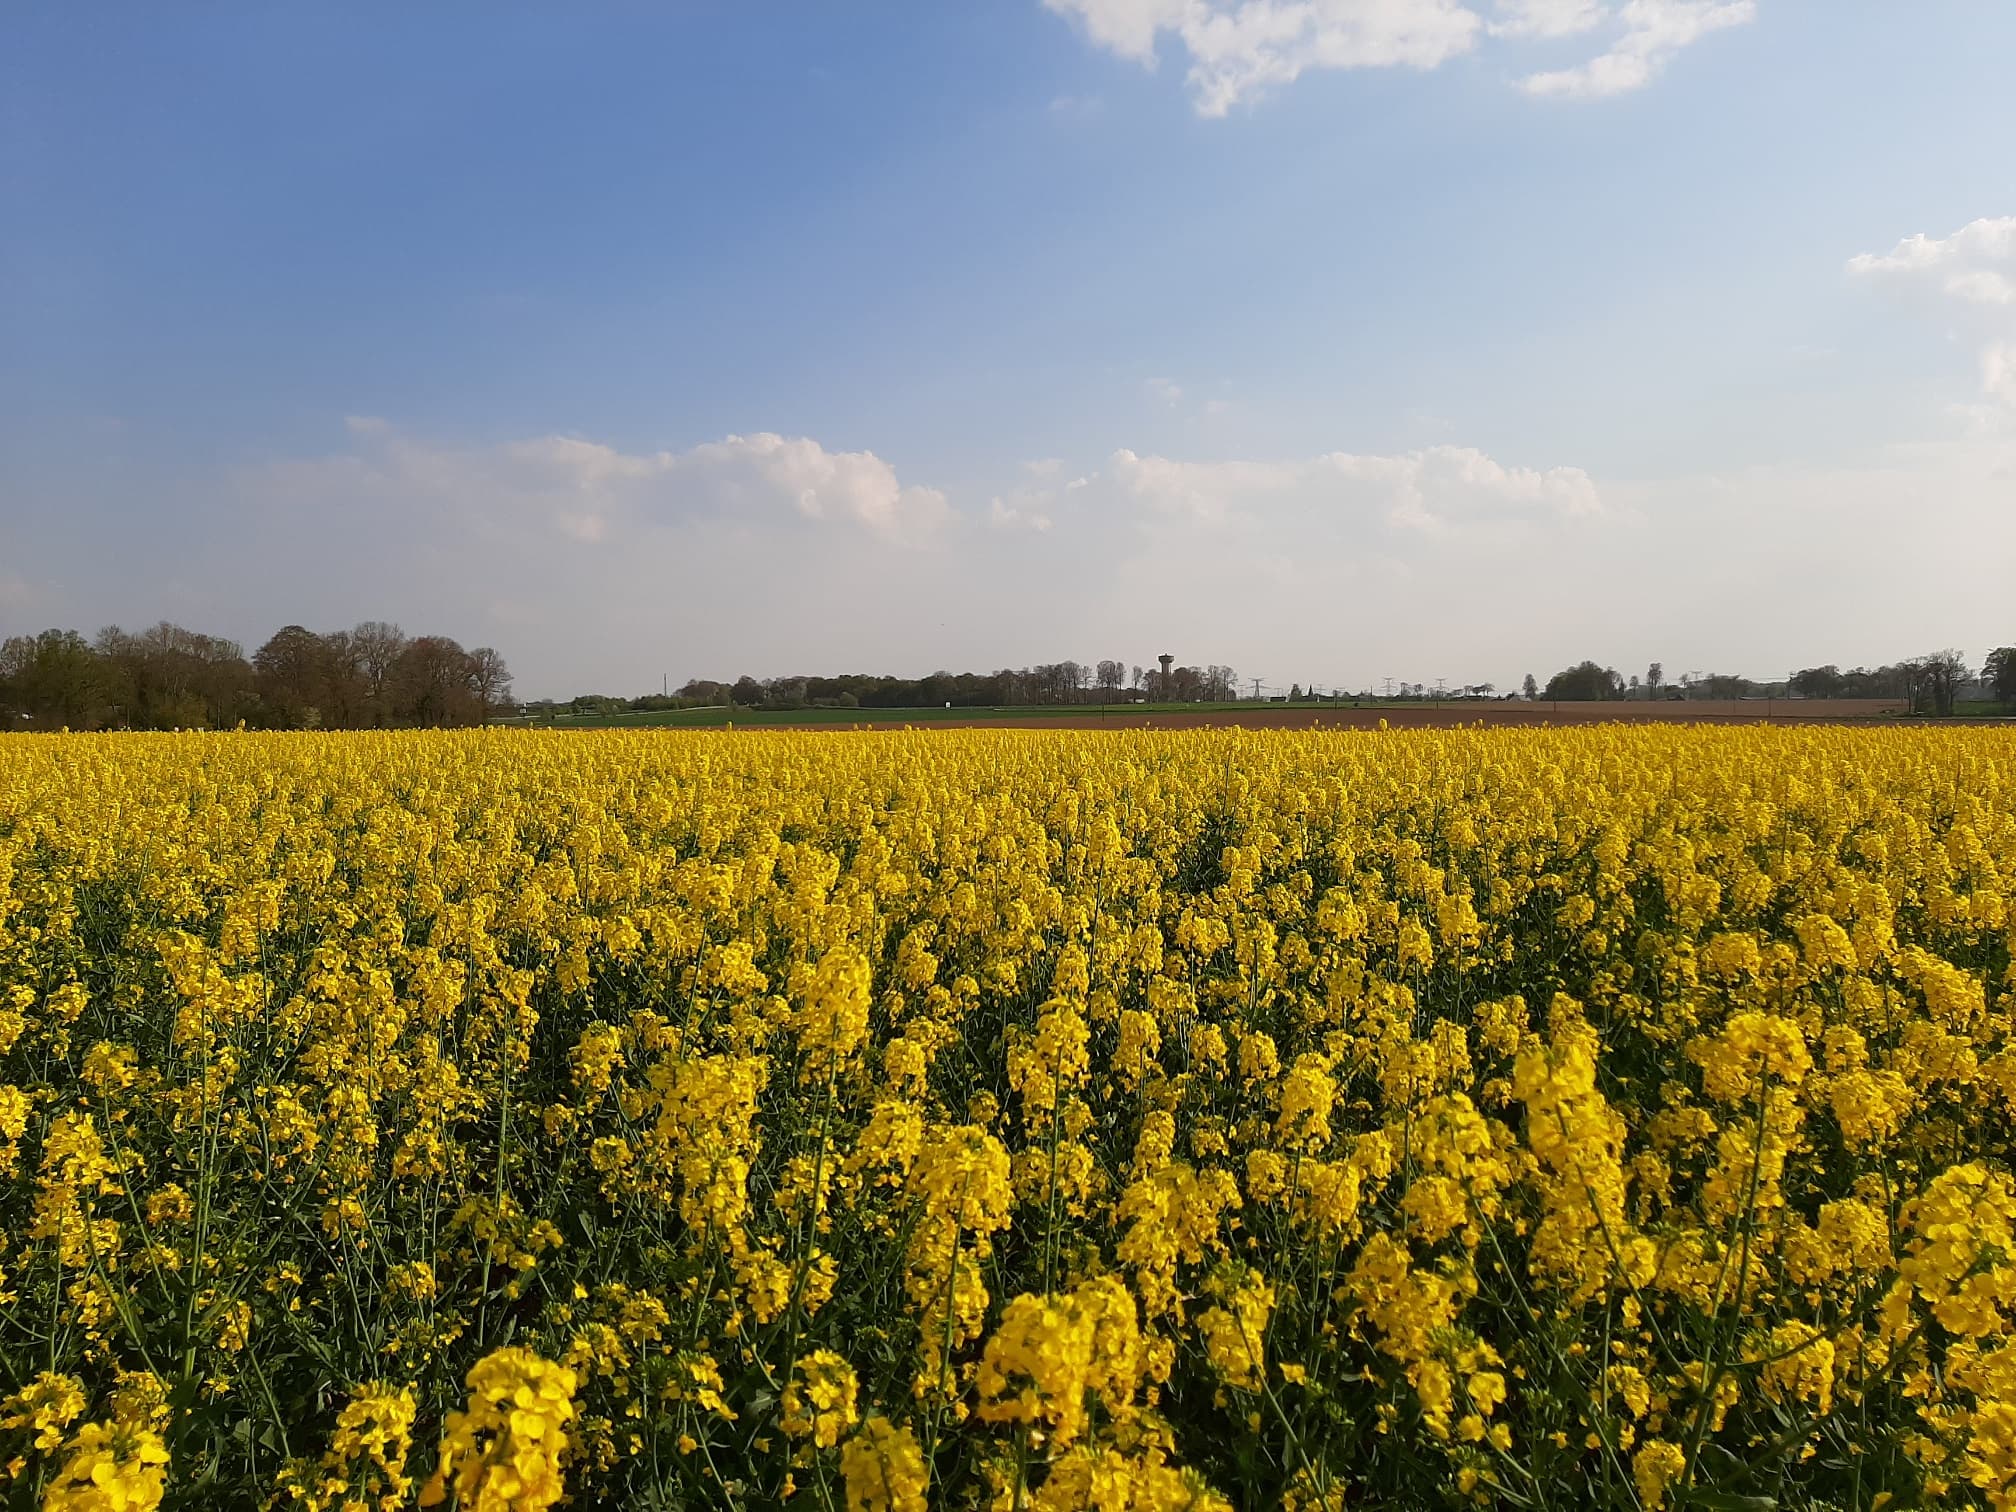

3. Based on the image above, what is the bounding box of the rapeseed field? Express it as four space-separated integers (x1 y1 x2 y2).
0 726 2011 1511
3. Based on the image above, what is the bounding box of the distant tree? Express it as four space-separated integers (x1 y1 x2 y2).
388 636 483 727
1629 674 1641 698
1987 647 2016 708
95 621 254 728
730 676 765 708
0 629 117 728
351 622 408 726
1789 665 1846 699
1130 665 1145 692
1544 661 1624 701
1913 649 1970 717
1646 662 1663 697
467 647 513 719
1289 683 1302 701
1096 659 1124 695
319 629 370 727
1521 673 1539 700
253 625 335 728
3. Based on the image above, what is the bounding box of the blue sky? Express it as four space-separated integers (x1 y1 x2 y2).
4 2 2013 698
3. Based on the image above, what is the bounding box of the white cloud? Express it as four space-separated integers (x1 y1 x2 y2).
1518 0 1754 98
1848 216 2016 306
1851 215 2016 411
1045 0 1482 115
1145 376 1185 406
1042 0 1751 113
295 424 951 546
1109 442 1602 532
684 433 951 537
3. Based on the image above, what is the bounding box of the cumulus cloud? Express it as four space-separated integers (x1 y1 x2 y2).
289 424 951 546
1041 0 1751 113
1850 215 2016 411
1109 442 1602 532
1848 216 2016 306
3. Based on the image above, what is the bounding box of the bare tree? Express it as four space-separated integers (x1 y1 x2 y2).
1913 649 1969 717
94 621 253 728
467 647 514 720
351 621 408 725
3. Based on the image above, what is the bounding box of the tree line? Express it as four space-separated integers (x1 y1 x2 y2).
528 660 1243 717
1529 650 2014 716
0 622 512 731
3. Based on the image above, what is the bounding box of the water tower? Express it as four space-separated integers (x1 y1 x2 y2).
1158 653 1174 699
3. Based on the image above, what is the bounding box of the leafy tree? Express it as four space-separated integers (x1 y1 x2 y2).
1790 665 1846 699
1986 647 2016 709
1646 662 1663 697
0 629 118 728
254 625 338 728
1521 673 1539 700
1698 673 1757 699
1543 661 1625 701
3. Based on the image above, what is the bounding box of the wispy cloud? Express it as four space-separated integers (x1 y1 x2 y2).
1109 442 1603 533
1517 0 1754 98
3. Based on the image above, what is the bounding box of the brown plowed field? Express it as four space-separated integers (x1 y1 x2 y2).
838 699 1916 732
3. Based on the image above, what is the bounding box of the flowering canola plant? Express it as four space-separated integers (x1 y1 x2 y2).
0 724 2013 1509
